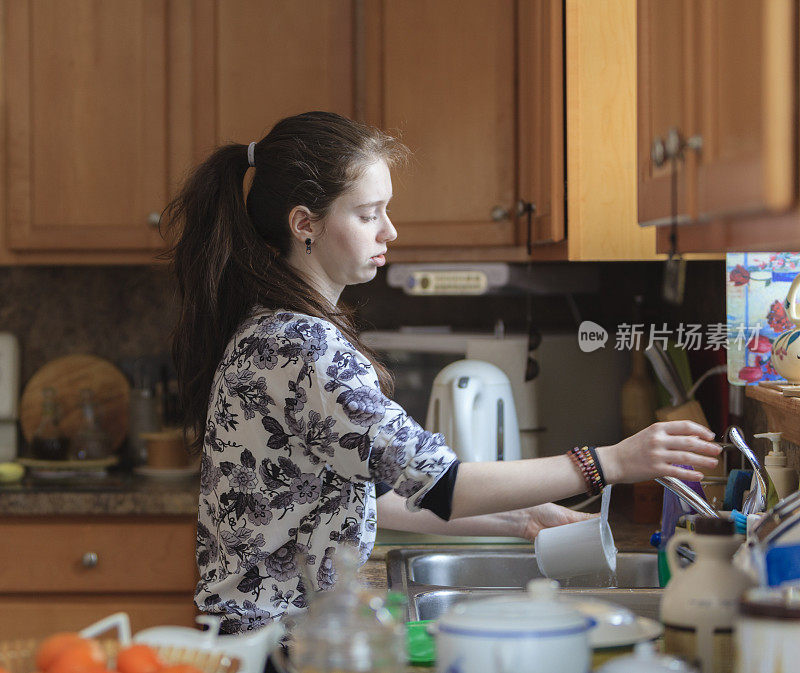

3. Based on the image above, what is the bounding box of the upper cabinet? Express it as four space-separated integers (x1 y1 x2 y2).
361 0 565 261
0 0 678 264
197 0 355 150
0 0 356 264
3 0 177 257
637 0 800 253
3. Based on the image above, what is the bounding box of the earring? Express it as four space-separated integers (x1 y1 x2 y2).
305 238 312 255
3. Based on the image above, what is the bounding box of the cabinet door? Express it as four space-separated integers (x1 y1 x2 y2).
0 595 197 639
362 0 519 249
519 0 565 248
4 0 174 252
695 0 796 218
196 0 355 150
637 0 696 226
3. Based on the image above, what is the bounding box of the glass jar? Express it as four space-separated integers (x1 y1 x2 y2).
290 547 405 673
71 388 111 460
30 387 69 460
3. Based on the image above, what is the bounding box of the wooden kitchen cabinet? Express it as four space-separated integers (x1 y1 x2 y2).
367 0 669 262
361 0 567 262
638 0 800 253
1 0 183 259
0 516 198 638
0 0 674 264
192 0 355 155
0 0 355 265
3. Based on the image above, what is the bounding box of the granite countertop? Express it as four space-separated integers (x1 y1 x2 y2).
0 471 200 516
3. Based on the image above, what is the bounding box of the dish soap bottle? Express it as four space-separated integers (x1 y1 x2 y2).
290 546 405 673
754 432 798 507
661 517 756 673
30 387 69 460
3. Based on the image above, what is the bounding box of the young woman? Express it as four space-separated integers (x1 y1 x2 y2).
163 111 720 634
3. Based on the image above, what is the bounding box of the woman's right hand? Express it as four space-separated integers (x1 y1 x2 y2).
597 420 721 484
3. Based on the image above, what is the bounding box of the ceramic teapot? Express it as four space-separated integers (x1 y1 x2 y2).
771 273 800 383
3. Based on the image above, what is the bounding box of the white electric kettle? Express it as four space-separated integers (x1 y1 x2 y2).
425 359 521 462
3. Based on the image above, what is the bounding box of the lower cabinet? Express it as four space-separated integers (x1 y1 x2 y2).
0 516 199 638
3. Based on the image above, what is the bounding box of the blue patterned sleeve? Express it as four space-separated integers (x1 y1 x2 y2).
302 322 458 512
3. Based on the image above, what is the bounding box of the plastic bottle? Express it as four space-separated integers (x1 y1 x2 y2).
290 547 405 673
661 517 757 673
754 432 798 507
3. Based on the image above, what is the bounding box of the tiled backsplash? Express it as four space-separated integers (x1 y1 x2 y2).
0 260 725 388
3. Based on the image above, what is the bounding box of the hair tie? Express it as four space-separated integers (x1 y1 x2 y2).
247 141 256 167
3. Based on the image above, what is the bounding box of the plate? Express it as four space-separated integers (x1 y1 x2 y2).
17 456 118 471
134 464 199 479
17 456 118 479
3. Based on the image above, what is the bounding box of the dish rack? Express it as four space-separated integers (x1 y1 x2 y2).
0 614 240 673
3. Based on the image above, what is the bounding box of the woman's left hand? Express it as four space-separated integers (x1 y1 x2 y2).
517 502 598 542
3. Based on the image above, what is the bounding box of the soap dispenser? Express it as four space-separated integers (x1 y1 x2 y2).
754 432 798 507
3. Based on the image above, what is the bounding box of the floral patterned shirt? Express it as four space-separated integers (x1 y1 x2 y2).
195 308 457 632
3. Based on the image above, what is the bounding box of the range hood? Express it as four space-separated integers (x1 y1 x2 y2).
386 262 599 296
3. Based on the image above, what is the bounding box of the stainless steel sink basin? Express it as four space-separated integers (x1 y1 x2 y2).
408 550 658 589
386 548 663 621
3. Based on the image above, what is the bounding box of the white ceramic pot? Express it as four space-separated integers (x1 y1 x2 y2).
771 274 800 383
435 579 594 673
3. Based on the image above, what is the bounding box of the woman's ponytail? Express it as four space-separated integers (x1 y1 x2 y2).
163 112 408 453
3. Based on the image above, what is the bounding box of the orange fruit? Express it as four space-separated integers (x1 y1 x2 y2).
115 645 163 673
35 634 84 672
46 639 106 673
159 665 204 673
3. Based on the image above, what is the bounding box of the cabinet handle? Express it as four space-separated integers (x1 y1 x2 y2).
664 128 703 162
490 205 510 221
147 212 161 229
81 551 99 568
516 200 538 254
651 136 666 168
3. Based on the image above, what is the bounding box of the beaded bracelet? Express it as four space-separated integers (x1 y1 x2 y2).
567 445 606 495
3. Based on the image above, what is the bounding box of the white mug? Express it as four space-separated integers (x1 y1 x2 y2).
534 516 617 580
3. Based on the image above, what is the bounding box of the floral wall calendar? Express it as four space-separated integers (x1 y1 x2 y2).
726 252 800 384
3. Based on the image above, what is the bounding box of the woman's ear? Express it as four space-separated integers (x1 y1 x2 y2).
287 205 317 244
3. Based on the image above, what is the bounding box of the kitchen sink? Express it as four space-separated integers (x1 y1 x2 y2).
386 548 663 621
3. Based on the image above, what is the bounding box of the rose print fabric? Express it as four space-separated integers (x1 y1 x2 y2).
195 308 457 632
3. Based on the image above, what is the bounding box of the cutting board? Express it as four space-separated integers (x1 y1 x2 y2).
20 355 131 453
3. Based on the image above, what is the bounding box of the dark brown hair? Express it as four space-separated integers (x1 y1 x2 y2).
161 111 409 453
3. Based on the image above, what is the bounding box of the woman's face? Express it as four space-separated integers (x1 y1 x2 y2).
304 159 397 300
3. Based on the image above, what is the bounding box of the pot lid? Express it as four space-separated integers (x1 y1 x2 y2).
562 597 663 649
438 579 593 636
596 642 698 672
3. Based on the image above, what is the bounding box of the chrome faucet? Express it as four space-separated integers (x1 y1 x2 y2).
656 476 719 518
725 426 768 515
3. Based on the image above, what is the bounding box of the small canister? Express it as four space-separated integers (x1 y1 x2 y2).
735 586 800 673
435 579 594 673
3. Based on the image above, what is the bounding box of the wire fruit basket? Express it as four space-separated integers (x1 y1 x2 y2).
0 613 240 673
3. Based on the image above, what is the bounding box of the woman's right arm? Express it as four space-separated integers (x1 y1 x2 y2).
450 421 719 519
